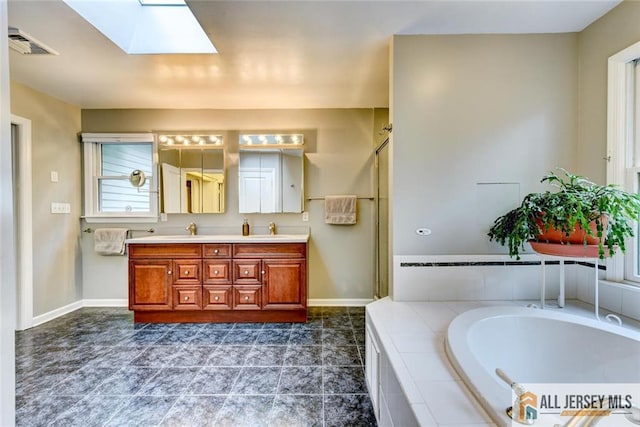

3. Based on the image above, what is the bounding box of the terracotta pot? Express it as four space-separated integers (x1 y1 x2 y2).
535 216 607 245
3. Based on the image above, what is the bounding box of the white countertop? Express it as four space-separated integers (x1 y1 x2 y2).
125 233 309 244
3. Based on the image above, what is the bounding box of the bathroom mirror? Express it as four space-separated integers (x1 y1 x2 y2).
159 136 225 214
238 142 304 213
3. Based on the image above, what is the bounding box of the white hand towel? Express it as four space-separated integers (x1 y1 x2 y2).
94 228 129 256
325 195 357 225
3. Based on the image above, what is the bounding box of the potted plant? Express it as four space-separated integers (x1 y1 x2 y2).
488 168 640 259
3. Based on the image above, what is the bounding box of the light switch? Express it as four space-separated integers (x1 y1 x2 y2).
50 171 59 182
51 202 71 214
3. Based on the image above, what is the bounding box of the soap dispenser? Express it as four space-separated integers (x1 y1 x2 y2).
242 218 250 236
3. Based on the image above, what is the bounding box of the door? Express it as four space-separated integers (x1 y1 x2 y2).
262 259 306 309
129 259 172 310
12 115 33 331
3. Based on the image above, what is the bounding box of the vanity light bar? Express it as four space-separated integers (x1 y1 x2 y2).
239 134 304 146
158 134 223 147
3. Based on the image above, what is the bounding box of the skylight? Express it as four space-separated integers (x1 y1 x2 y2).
63 0 216 54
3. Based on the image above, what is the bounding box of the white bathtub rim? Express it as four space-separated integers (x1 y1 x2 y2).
445 305 640 427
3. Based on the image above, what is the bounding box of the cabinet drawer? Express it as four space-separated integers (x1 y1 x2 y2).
203 260 231 284
203 244 232 258
203 285 233 310
172 259 202 285
233 260 262 284
233 285 262 309
233 243 306 258
129 244 202 259
173 286 202 310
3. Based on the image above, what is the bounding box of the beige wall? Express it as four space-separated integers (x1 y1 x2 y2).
577 0 640 183
391 34 578 256
10 81 82 316
81 108 387 302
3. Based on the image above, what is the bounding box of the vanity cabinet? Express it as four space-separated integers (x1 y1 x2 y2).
128 241 307 323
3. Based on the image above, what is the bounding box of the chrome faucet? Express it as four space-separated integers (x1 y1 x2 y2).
186 222 197 236
268 222 276 235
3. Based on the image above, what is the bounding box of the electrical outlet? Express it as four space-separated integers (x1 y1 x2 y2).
302 211 309 222
50 171 59 183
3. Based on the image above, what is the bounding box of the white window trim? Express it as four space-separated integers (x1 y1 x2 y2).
82 133 159 223
607 41 640 282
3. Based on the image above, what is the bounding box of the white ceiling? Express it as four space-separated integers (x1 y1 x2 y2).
7 0 621 110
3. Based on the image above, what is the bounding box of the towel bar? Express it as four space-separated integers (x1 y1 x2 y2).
83 227 155 233
307 197 374 201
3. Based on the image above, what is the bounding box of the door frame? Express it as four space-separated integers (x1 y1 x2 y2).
11 114 33 331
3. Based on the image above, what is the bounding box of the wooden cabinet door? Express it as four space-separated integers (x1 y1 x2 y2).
262 259 306 310
129 259 172 310
172 259 202 285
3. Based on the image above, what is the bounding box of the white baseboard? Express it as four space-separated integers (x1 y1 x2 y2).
32 300 83 327
308 298 373 307
28 298 372 328
83 299 128 307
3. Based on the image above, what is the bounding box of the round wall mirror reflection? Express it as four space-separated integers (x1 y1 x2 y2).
129 169 146 188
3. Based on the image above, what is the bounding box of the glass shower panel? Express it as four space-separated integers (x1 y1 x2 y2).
375 138 390 299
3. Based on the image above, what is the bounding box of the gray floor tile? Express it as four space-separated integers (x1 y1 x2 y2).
278 366 323 394
324 394 376 426
255 329 292 344
160 395 227 426
172 345 217 366
323 366 368 394
16 395 83 427
49 395 129 427
189 367 241 394
215 395 274 427
51 366 120 395
92 366 159 395
136 367 201 395
283 345 323 366
322 345 362 366
289 329 323 345
270 395 323 427
221 329 261 345
245 345 288 366
206 345 251 366
104 395 178 426
231 367 281 394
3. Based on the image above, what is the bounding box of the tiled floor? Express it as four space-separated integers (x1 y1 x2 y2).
15 306 376 427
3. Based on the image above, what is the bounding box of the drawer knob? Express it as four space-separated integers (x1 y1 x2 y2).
262 270 265 275
168 270 172 275
244 270 249 275
185 271 190 275
214 296 220 301
184 296 189 301
214 270 219 275
244 296 249 301
214 249 219 254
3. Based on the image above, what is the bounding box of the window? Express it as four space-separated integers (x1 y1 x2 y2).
607 42 640 283
82 133 158 222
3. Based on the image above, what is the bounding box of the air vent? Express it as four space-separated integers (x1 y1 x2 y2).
8 27 58 55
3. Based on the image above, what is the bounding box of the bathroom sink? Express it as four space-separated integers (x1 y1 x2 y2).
126 234 309 244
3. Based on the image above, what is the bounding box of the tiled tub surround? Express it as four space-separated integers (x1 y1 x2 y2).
394 255 640 323
365 298 640 427
16 306 375 427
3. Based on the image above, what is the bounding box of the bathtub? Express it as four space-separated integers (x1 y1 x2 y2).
446 306 640 427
